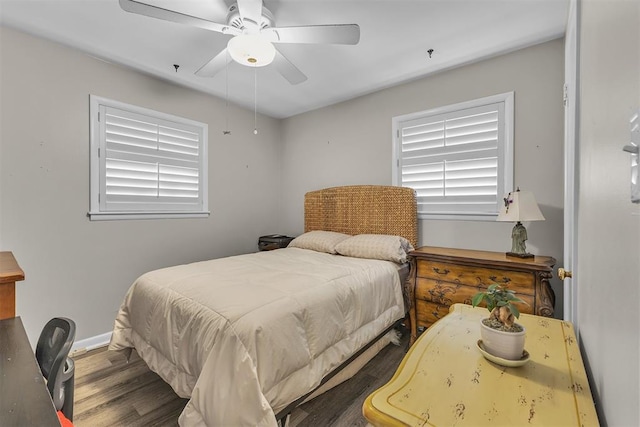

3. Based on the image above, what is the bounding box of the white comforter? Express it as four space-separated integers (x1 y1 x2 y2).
109 247 404 426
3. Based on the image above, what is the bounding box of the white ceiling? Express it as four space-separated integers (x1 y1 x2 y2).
0 0 568 119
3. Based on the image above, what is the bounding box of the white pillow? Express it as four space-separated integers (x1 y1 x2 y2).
334 234 415 263
288 230 351 254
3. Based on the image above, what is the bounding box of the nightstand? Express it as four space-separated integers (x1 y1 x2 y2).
407 246 556 344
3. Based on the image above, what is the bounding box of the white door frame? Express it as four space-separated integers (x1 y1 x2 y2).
563 0 580 335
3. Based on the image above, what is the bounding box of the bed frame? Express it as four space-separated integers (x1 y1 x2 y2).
276 185 418 424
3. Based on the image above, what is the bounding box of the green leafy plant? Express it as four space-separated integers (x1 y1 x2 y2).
472 284 528 330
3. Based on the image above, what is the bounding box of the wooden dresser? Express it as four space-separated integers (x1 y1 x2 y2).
0 251 25 320
408 246 555 343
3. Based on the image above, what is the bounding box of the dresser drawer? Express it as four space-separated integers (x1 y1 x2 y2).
415 278 535 312
415 278 467 305
415 300 450 327
416 260 535 296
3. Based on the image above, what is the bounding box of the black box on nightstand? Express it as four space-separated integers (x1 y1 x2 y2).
258 234 295 251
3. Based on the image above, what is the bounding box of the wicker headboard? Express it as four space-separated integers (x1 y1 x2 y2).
304 185 418 248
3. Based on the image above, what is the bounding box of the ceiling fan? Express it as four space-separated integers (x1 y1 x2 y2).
119 0 361 85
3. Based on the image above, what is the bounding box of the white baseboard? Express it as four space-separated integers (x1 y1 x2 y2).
71 331 112 354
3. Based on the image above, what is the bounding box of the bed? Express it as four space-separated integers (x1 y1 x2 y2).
109 185 418 426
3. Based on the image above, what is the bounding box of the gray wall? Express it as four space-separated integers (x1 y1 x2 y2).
0 26 282 344
577 0 640 424
0 28 566 345
279 39 566 315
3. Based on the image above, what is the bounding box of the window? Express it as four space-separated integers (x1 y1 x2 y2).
89 96 209 220
392 92 514 220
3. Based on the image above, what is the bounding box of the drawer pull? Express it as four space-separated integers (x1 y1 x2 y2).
433 267 450 275
489 275 512 284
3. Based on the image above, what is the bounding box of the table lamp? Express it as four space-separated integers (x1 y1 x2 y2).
496 188 545 258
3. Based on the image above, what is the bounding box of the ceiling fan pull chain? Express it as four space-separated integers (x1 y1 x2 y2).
254 66 258 135
224 51 231 135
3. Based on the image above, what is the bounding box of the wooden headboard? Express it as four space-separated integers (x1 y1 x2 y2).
304 185 418 248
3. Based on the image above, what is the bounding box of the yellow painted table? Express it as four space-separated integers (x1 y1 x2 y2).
363 304 599 426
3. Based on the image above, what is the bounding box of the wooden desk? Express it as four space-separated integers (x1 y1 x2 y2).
0 317 60 426
363 304 598 426
0 251 25 320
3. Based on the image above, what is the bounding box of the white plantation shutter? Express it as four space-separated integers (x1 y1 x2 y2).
89 96 208 220
393 93 513 220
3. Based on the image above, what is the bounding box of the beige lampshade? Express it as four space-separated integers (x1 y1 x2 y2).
496 190 545 222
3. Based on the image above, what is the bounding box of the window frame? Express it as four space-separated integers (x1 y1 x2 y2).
88 95 209 221
392 92 514 221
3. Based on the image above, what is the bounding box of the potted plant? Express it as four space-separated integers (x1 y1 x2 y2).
471 283 528 360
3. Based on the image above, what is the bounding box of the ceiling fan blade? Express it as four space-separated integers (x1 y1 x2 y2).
262 24 360 45
273 49 307 85
236 0 263 30
119 0 240 36
195 49 232 78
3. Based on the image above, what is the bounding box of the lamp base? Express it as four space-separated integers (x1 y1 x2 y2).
506 251 534 259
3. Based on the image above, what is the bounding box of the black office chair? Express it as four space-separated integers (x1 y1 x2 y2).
36 317 76 421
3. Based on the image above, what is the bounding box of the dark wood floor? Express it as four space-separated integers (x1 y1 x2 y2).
72 328 409 426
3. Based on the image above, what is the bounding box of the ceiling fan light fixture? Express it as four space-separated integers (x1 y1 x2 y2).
227 34 276 67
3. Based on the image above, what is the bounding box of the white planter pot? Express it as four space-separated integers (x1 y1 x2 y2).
480 320 526 360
